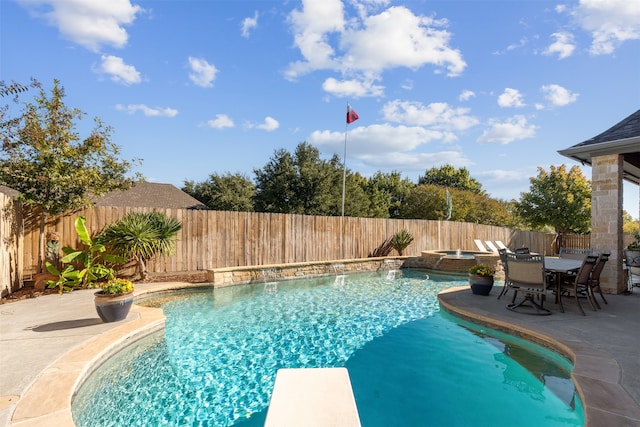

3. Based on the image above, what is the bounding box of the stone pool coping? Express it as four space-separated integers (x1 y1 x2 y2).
6 281 640 426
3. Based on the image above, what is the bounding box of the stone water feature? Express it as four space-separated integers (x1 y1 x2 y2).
408 250 502 277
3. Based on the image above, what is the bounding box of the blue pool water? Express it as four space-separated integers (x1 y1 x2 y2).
72 270 584 426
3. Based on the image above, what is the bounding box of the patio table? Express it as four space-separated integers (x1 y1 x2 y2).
544 257 584 307
544 257 583 274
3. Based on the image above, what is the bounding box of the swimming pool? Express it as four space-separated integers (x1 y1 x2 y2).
72 270 584 426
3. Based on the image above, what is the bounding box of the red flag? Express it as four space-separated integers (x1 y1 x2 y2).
346 104 359 124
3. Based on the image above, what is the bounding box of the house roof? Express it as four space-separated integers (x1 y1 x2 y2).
94 182 208 210
558 109 640 185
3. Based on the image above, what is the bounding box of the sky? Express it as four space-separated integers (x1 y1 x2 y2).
1 0 639 219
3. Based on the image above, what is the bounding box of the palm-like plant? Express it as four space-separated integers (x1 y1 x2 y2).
97 212 182 281
390 229 414 256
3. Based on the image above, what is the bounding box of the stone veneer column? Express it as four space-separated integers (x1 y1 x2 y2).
591 154 624 293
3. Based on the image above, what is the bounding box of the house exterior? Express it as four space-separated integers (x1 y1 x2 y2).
559 109 640 294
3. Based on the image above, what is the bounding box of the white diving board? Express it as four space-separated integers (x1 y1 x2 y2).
264 368 362 427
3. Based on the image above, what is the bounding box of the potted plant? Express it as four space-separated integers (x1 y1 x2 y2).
94 277 135 322
469 264 495 295
45 216 126 293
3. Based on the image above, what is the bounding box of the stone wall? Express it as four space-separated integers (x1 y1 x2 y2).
208 257 405 288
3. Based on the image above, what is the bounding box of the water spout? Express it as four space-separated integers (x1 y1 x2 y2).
264 282 278 295
386 270 402 281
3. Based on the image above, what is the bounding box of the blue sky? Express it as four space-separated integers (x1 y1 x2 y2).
2 0 639 219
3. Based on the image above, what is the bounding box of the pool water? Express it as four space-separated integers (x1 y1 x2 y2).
72 271 584 426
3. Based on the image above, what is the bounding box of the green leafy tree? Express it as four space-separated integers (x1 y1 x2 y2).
183 172 255 211
399 184 514 226
97 212 182 281
623 210 639 235
399 184 447 220
0 79 141 272
418 164 486 195
363 171 414 218
515 165 591 234
339 171 372 217
253 142 364 216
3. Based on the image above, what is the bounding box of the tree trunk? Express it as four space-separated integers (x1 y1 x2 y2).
137 257 148 281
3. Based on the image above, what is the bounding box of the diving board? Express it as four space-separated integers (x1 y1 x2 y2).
264 368 361 427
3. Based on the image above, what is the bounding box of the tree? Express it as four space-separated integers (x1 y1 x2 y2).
183 172 255 211
363 171 414 218
418 164 486 195
97 212 182 281
0 79 140 272
623 211 639 235
399 184 515 226
254 142 353 216
515 165 591 235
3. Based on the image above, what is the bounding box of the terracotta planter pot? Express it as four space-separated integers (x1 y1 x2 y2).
469 274 494 296
94 291 134 322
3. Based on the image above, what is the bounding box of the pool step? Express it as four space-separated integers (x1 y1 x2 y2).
264 368 361 427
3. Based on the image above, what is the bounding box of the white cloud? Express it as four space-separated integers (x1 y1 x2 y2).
18 0 142 52
341 7 466 76
207 114 234 129
285 3 466 96
285 0 345 79
322 77 384 98
543 31 576 59
241 11 258 38
401 79 414 90
477 115 537 144
573 0 640 55
97 55 141 85
188 57 218 88
459 90 475 101
115 104 178 117
381 100 479 136
541 84 579 106
497 88 525 108
308 123 472 171
251 116 280 131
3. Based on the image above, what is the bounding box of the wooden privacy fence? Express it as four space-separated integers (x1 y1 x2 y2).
16 206 555 281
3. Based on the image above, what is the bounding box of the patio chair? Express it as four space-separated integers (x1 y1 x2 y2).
485 241 499 253
474 239 489 252
559 247 592 260
558 255 598 315
588 252 610 308
497 248 509 300
628 266 640 293
504 253 551 315
495 241 511 252
624 251 640 293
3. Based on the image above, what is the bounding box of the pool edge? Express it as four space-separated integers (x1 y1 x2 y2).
438 286 640 427
9 292 169 427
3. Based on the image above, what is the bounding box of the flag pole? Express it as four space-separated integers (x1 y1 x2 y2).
340 110 348 260
341 103 359 260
